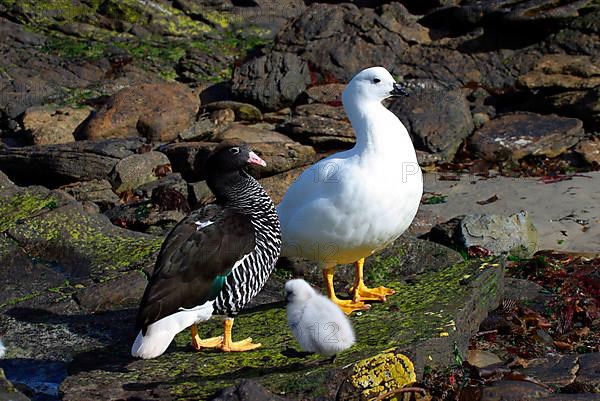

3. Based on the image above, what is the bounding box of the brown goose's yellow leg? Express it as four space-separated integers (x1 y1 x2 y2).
191 324 223 350
350 258 396 302
220 318 261 352
323 266 370 315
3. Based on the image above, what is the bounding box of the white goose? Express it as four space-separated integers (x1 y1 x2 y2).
277 66 423 314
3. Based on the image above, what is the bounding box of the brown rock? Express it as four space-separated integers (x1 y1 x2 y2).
260 166 308 205
302 84 345 105
108 151 171 193
518 55 600 90
575 137 600 166
215 124 293 143
161 141 216 181
249 141 316 178
82 83 199 142
471 112 584 161
204 101 262 122
22 105 92 145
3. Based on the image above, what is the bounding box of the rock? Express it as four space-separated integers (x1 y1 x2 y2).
211 380 291 401
0 368 30 401
73 270 147 313
503 278 545 302
520 354 578 387
280 104 355 149
273 3 426 82
390 89 474 161
480 380 550 401
59 256 503 400
232 51 312 111
540 396 600 401
471 113 585 161
82 83 199 142
517 55 600 90
21 105 92 145
466 349 503 368
161 142 216 181
575 137 600 166
300 83 345 105
106 200 186 235
60 179 120 211
259 166 308 205
135 172 189 202
108 151 171 193
416 150 442 166
203 101 263 122
247 141 316 178
178 117 217 142
0 138 149 186
575 353 600 393
214 124 293 144
541 87 600 131
188 180 215 207
461 212 538 258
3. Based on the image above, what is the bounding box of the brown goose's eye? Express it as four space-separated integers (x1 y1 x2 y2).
229 147 240 154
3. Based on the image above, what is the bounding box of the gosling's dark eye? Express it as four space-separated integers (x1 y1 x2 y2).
229 147 240 154
373 78 381 84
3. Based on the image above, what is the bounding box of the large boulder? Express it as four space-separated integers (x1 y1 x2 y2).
390 88 474 162
82 83 200 142
232 51 312 111
471 112 584 161
21 105 92 145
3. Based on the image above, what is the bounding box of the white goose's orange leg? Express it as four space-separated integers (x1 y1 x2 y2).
323 266 370 315
350 258 396 302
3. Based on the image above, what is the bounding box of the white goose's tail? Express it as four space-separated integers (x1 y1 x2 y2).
131 301 214 359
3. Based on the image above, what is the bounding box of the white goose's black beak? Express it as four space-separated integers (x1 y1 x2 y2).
390 82 409 97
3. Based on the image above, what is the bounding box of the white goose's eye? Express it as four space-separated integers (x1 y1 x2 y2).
372 78 381 84
229 147 240 154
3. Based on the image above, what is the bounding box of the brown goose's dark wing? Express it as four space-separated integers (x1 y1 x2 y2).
135 204 255 332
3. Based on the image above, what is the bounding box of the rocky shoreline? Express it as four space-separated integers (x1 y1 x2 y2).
0 0 599 400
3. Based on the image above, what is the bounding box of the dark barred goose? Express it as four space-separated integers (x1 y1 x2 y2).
131 141 281 359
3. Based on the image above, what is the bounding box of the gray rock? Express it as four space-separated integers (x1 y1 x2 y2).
74 270 147 313
161 142 216 182
390 89 474 161
503 278 545 302
0 138 149 186
60 179 119 211
188 180 215 208
471 112 585 161
211 379 291 401
135 173 189 201
575 353 600 393
460 211 538 258
232 51 311 111
520 354 578 387
480 380 550 401
108 151 171 194
178 117 217 142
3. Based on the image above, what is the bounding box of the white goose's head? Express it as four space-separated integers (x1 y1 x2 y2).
342 66 409 105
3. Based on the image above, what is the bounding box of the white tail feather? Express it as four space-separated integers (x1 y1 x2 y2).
131 301 214 359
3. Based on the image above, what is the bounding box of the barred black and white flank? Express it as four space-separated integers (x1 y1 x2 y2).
131 140 281 359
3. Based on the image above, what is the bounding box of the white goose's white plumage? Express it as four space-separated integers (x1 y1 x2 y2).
277 66 423 314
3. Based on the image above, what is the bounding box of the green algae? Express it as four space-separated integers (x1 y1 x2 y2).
88 258 501 400
0 192 58 232
1 190 162 279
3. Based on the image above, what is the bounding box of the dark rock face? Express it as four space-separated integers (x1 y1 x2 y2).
390 89 474 161
211 380 292 401
471 112 585 161
232 51 312 111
